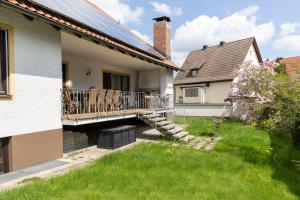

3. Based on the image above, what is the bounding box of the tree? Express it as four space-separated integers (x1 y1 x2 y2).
231 60 300 147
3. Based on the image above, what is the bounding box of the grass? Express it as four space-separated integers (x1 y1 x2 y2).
1 117 300 199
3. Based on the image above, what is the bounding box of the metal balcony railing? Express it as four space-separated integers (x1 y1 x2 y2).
61 89 173 121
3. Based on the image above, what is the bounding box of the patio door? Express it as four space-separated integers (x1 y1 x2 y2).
0 138 9 174
103 72 129 91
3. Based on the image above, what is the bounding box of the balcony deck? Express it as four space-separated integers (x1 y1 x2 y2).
61 89 172 126
62 109 150 125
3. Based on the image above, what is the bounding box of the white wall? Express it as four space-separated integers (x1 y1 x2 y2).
207 81 232 103
63 54 138 91
175 104 233 117
160 68 173 95
175 102 248 118
244 44 260 65
175 81 232 104
0 8 62 138
138 69 160 90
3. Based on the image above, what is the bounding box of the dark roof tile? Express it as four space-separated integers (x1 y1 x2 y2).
175 37 262 84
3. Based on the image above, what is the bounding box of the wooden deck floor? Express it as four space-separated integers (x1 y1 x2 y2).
63 109 150 121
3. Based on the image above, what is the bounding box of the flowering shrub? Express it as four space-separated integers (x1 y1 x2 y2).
230 60 300 147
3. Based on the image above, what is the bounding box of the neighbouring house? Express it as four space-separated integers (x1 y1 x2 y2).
174 37 263 117
281 56 300 80
0 0 179 173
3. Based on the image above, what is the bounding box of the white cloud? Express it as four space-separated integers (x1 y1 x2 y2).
237 5 259 16
131 29 152 45
88 0 144 24
150 1 183 17
171 5 275 65
279 22 300 37
273 22 300 51
273 35 300 51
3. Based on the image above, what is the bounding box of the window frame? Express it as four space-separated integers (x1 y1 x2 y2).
0 22 14 100
184 87 199 98
190 69 198 77
183 87 207 104
103 71 130 91
0 28 9 96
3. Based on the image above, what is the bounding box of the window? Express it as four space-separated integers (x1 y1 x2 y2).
191 69 198 77
183 87 207 104
103 72 129 91
0 28 8 95
185 88 199 97
0 138 9 174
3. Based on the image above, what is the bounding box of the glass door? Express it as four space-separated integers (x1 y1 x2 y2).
0 139 3 174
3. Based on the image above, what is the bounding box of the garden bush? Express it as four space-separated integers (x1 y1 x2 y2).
230 60 300 147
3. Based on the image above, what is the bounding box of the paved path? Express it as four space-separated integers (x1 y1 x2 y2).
0 161 67 184
0 139 149 192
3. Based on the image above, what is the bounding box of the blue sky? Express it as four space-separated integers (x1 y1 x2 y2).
91 0 300 65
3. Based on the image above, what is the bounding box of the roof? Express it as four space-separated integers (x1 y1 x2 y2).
174 37 263 85
0 0 179 70
281 56 300 78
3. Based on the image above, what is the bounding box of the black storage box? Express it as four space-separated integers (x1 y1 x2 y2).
98 125 136 149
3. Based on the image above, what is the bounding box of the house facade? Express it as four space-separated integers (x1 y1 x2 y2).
174 37 262 117
0 0 178 173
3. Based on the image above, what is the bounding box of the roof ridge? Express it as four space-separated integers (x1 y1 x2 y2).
190 36 255 53
175 37 257 84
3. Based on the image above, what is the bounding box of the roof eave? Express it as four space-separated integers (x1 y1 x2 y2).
174 78 234 86
252 38 263 63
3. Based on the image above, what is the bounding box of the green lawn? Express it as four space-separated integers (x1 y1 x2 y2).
1 118 300 200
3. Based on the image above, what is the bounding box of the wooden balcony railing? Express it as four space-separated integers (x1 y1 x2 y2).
61 89 173 121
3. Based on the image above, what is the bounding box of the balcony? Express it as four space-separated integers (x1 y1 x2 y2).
61 89 173 125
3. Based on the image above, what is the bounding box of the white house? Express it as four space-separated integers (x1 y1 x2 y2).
0 0 178 173
174 37 263 117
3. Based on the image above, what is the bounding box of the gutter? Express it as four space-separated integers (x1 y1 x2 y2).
174 79 234 86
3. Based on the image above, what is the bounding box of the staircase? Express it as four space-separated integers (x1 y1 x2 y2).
138 111 216 150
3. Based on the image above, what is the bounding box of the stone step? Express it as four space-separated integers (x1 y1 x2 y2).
156 121 172 126
149 117 166 123
204 143 215 151
180 135 196 143
166 127 184 135
143 113 161 119
160 124 176 131
140 111 154 115
194 141 208 150
174 131 189 139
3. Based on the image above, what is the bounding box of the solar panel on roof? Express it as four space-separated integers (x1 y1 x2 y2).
30 0 163 58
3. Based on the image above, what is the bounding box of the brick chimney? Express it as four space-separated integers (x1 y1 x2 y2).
153 16 171 59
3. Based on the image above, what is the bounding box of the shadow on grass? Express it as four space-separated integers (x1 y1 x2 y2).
218 119 300 198
270 132 300 198
216 144 271 166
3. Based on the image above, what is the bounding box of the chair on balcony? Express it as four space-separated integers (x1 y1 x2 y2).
112 90 122 112
105 90 115 113
63 89 78 115
88 89 97 113
96 89 107 113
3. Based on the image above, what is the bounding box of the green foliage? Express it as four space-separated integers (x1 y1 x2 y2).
261 74 300 147
275 60 288 75
234 61 300 147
